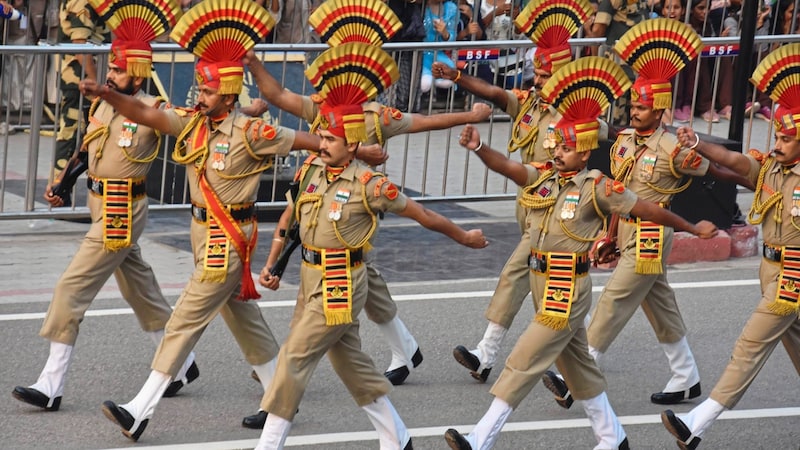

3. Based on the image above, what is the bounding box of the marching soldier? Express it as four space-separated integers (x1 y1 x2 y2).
444 57 717 450
78 0 320 440
255 40 488 450
542 19 727 409
244 0 492 398
12 0 197 414
662 43 800 450
431 0 595 383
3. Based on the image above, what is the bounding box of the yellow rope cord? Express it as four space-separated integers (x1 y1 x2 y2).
508 95 538 155
332 182 377 249
748 158 784 225
295 193 323 229
172 113 208 176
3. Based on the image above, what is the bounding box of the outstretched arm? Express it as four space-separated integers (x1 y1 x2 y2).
431 61 509 109
80 79 173 134
676 127 751 178
459 124 528 186
292 130 321 151
629 199 718 238
397 199 489 249
243 50 305 117
407 103 492 133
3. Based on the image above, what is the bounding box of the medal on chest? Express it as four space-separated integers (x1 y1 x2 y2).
328 189 350 221
641 154 657 180
212 141 229 171
118 121 137 148
561 191 580 220
792 187 800 217
543 122 557 150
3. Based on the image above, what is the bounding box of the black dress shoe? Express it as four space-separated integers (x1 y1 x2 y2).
251 369 260 383
661 409 701 449
162 362 200 398
384 348 424 386
619 437 630 450
385 366 410 386
403 437 413 450
444 428 472 450
541 370 574 409
452 345 491 383
101 400 148 442
12 386 61 411
242 410 267 429
651 382 701 405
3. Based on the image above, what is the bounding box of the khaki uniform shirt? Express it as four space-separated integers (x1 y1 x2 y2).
299 97 413 146
58 0 109 73
297 158 408 249
164 109 295 205
504 90 560 165
524 166 638 253
610 128 710 204
746 154 800 246
85 91 161 179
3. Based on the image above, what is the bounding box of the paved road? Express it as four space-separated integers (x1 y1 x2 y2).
1 201 798 450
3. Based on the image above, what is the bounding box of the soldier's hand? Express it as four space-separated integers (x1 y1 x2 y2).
356 143 389 166
471 103 492 122
79 79 107 98
692 220 718 239
462 229 489 249
242 49 257 66
458 124 482 151
432 62 457 81
247 98 269 117
44 184 64 207
676 126 698 149
259 265 281 290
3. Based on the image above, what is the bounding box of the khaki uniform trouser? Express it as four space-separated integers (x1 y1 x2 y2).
587 222 687 353
262 263 392 420
40 193 172 345
485 233 533 329
490 271 606 408
151 220 280 378
710 260 800 408
362 250 397 325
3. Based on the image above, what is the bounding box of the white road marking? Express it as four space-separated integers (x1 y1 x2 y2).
98 407 800 449
0 279 760 322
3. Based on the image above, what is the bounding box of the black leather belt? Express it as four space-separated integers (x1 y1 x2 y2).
191 203 255 223
87 176 146 198
529 251 590 275
301 246 363 266
761 243 800 262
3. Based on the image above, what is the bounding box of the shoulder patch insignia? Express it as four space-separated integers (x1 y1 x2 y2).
260 124 277 140
310 93 324 104
611 180 626 194
670 144 681 160
373 177 388 197
511 88 529 103
531 160 553 172
383 181 399 200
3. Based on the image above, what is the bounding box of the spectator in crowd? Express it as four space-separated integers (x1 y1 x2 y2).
744 0 777 121
381 0 426 113
420 0 458 105
273 0 312 43
455 0 495 87
672 0 726 123
0 0 33 114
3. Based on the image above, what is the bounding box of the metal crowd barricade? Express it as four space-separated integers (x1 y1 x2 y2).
0 35 799 221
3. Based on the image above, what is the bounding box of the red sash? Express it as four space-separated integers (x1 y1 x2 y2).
198 173 260 300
